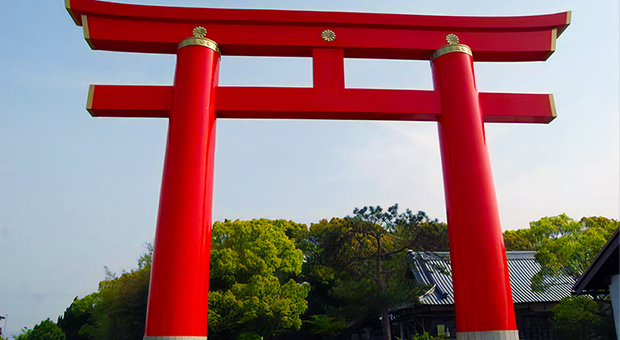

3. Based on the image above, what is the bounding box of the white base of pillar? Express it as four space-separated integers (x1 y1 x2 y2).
456 330 519 340
144 337 207 340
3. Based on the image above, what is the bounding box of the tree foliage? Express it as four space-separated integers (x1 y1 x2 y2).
503 214 618 291
300 204 445 340
43 220 311 340
502 228 535 251
553 296 601 340
352 205 449 252
56 244 152 340
87 267 151 340
208 219 310 340
502 215 618 339
57 295 97 340
409 332 446 340
539 216 618 279
15 318 66 340
304 314 347 339
23 208 447 340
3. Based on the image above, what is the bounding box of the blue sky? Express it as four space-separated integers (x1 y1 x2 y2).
0 0 618 336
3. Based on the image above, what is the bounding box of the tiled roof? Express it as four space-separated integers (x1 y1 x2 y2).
409 251 575 305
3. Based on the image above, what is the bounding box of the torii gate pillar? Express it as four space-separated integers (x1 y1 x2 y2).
145 33 220 338
432 40 517 339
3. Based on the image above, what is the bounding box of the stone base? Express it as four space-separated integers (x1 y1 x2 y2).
456 330 519 340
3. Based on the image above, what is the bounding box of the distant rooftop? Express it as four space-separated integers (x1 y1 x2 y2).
409 251 575 305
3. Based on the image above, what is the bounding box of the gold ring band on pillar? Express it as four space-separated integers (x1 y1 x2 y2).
430 44 472 61
177 37 220 54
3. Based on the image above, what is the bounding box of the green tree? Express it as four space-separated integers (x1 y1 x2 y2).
502 215 618 339
14 318 65 340
85 267 150 340
503 214 618 291
57 294 97 340
136 242 153 269
49 221 310 340
73 244 153 340
301 204 444 340
297 217 349 338
503 228 534 251
410 332 446 340
350 205 444 340
530 215 618 291
304 315 346 339
208 219 310 340
553 296 600 340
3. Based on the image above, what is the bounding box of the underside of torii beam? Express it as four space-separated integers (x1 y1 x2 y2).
66 1 570 339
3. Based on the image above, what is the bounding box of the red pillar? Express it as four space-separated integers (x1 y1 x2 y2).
144 31 220 339
431 39 518 340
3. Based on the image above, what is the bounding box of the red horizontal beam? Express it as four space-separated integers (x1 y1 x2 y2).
480 92 556 123
67 0 570 61
80 15 558 61
86 85 556 124
216 87 440 121
85 85 173 118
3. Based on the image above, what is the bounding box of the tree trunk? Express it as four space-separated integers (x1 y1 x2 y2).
381 307 392 340
376 234 391 340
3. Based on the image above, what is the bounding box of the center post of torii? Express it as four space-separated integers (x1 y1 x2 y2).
66 1 570 339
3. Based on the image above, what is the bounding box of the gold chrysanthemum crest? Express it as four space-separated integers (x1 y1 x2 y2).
321 29 336 42
193 26 207 38
446 33 459 45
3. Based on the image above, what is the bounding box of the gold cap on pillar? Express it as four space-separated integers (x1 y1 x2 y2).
430 34 472 61
177 26 220 54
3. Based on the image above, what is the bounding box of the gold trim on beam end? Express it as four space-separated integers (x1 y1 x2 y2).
65 0 80 26
562 11 572 35
86 85 96 116
177 37 220 54
82 15 96 50
430 44 472 61
544 28 557 60
556 11 571 37
548 93 557 120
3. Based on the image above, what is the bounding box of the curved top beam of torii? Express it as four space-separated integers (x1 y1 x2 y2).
66 0 569 61
67 0 570 124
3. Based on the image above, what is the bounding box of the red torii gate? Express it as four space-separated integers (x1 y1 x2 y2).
66 1 570 339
